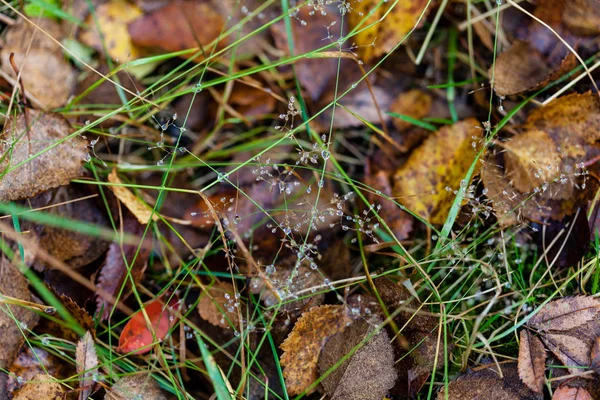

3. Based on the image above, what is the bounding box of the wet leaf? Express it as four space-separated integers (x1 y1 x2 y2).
0 257 40 370
75 331 98 400
13 373 65 400
318 318 396 400
108 169 158 225
552 386 594 400
198 280 240 329
104 374 167 400
117 298 178 355
79 0 144 62
349 0 431 62
280 305 353 395
529 297 600 332
389 89 433 131
128 0 225 57
0 110 87 202
518 330 546 393
392 118 482 225
0 18 75 109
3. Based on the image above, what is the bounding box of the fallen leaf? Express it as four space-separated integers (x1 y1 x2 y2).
128 0 225 57
438 362 541 399
13 374 65 400
392 118 482 225
59 294 96 337
0 257 40 371
79 0 144 62
117 298 178 355
389 89 433 131
280 305 353 395
104 374 168 400
0 18 75 109
318 318 397 400
542 333 589 375
552 386 594 400
518 330 547 393
529 297 600 332
108 169 158 224
96 213 150 320
349 0 431 62
6 347 70 397
563 0 600 35
198 280 239 329
228 84 277 119
75 331 98 400
0 110 87 201
590 337 600 373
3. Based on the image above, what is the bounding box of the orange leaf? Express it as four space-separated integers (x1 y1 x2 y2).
117 298 178 355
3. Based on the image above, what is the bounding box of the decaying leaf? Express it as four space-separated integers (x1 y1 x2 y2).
13 374 65 400
552 386 594 400
438 362 540 400
6 347 69 396
318 318 396 400
518 330 546 393
563 0 600 35
79 0 144 62
390 89 433 131
393 118 482 225
198 280 240 329
59 294 95 337
0 18 75 109
75 331 98 400
117 298 179 355
349 0 431 62
0 257 40 371
590 337 600 373
0 110 87 201
529 297 600 332
542 333 589 375
280 305 353 395
104 374 167 400
108 169 158 224
128 0 225 57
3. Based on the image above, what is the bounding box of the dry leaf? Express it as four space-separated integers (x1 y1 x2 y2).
108 169 158 224
0 257 40 371
318 318 397 400
393 118 482 225
552 386 594 400
590 337 600 373
349 0 431 62
13 374 65 400
128 0 225 57
280 305 353 395
75 331 98 400
79 0 144 62
518 330 546 393
198 280 240 329
563 0 600 35
542 333 589 375
59 294 95 337
104 374 167 400
390 89 433 131
96 214 149 319
1 18 75 109
529 297 600 332
0 110 87 201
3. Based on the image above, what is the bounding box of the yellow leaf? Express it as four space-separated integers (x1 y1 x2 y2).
108 169 158 224
349 0 431 62
80 0 144 62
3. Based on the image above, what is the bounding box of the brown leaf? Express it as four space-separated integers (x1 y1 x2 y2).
104 374 168 400
79 0 144 62
128 0 225 57
59 294 95 337
518 330 547 393
96 214 149 320
1 19 75 109
542 333 590 375
590 337 600 373
198 280 240 329
75 332 98 400
563 0 600 36
318 318 397 400
390 89 433 131
0 110 87 201
529 297 600 332
280 305 353 395
6 347 71 397
108 169 158 224
552 386 594 400
0 257 40 370
13 374 65 400
392 118 482 225
438 362 541 400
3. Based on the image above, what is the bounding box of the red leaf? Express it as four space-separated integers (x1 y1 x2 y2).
117 298 178 355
